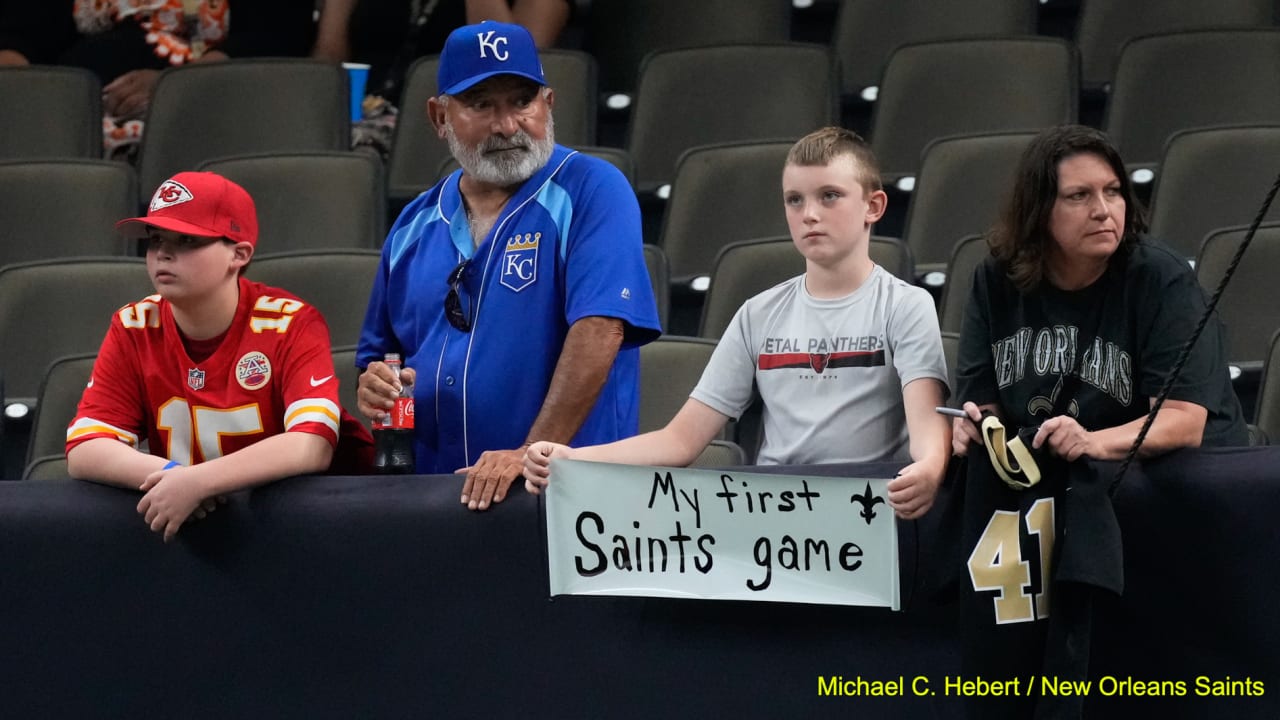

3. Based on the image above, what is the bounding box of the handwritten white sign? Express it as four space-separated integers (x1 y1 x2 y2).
544 459 899 608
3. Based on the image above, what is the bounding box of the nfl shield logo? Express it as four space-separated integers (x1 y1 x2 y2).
500 232 539 292
187 368 206 390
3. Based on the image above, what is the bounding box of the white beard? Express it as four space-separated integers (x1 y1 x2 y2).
445 113 556 186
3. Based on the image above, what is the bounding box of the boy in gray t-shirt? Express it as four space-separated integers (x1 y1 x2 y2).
525 127 951 520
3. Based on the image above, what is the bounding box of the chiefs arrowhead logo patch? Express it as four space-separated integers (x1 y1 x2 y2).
150 180 194 212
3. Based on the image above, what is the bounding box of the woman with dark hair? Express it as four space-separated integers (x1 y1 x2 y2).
952 124 1247 461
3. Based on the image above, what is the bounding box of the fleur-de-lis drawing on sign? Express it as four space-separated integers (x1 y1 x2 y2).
850 482 885 525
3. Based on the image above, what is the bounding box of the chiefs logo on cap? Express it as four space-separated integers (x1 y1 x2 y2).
150 180 195 212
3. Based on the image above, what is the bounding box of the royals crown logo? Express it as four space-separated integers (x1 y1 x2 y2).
501 231 540 292
506 232 540 250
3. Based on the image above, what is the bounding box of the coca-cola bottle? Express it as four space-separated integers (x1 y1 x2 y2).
372 353 415 474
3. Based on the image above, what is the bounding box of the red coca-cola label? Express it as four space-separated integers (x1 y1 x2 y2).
391 397 415 429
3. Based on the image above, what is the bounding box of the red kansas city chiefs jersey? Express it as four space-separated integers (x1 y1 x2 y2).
67 277 371 470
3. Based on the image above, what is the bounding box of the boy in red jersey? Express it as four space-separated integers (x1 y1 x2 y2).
67 171 373 541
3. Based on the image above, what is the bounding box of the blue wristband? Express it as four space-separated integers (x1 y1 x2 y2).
162 460 181 470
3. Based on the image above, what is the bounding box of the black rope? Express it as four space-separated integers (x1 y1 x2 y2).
1110 170 1280 496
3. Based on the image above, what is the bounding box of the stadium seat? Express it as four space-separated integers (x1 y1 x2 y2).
330 345 368 431
22 454 68 481
657 141 794 290
25 353 95 470
0 160 137 266
245 250 381 349
389 50 598 204
939 235 990 335
1253 328 1280 444
901 132 1035 281
698 236 912 341
0 66 101 160
0 258 152 413
626 44 836 195
690 439 746 469
832 0 1035 122
585 0 789 103
198 151 387 251
1195 222 1280 372
699 238 799 341
638 335 723 439
1075 0 1275 93
137 60 349 205
1147 125 1280 259
870 236 915 285
869 37 1076 186
941 330 961 398
1104 30 1280 174
642 244 670 334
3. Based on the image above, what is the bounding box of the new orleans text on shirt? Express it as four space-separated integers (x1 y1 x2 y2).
990 325 1133 406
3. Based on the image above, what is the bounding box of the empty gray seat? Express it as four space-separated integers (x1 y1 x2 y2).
1147 125 1280 259
0 160 137 266
138 60 349 205
25 353 96 468
658 141 794 289
834 0 1035 105
1076 0 1275 92
1105 30 1280 172
0 258 152 412
1195 222 1280 369
627 44 835 194
638 335 721 438
199 151 387 251
902 132 1035 279
585 0 789 100
0 66 101 159
870 37 1076 185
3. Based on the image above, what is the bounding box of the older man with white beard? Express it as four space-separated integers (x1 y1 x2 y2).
356 21 661 511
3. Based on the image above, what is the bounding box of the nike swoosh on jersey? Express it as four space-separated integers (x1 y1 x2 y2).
309 375 334 387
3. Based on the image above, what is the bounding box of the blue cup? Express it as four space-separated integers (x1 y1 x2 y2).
343 63 370 122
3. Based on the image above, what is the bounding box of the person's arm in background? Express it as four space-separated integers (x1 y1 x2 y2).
311 0 357 63
104 0 315 118
466 0 570 47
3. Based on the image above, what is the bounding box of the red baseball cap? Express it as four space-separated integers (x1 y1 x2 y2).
117 171 258 247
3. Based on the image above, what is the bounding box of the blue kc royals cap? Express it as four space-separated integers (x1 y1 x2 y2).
438 21 546 95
